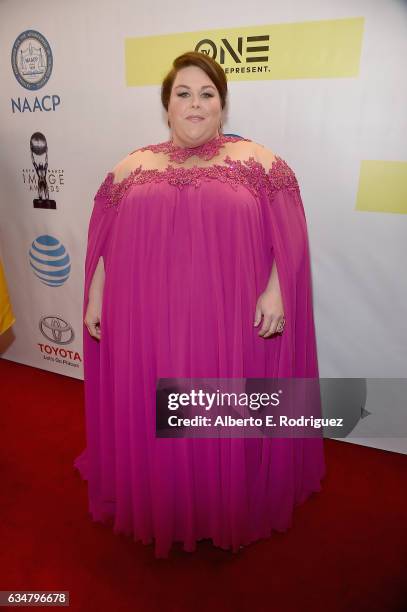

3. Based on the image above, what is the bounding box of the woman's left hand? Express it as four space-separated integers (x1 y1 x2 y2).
253 290 285 338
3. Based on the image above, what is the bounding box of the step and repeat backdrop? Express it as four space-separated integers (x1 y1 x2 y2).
0 1 406 451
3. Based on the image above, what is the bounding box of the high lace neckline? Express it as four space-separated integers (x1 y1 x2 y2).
139 134 250 163
97 154 299 212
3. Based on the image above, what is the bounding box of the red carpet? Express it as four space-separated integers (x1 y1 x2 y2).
0 358 406 612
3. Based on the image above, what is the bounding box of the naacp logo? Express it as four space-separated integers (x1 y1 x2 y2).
39 315 75 345
11 30 53 90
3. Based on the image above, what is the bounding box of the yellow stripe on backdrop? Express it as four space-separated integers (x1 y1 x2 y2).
0 258 16 335
125 17 364 85
356 160 407 214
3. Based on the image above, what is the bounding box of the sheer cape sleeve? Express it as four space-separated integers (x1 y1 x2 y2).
83 172 117 315
75 172 117 480
259 157 319 377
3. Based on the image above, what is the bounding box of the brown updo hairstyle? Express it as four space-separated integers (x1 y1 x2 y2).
161 51 228 128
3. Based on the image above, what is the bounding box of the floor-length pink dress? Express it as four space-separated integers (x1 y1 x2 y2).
74 134 325 558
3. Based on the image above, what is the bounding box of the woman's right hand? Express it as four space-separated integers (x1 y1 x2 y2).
84 301 102 340
85 256 105 340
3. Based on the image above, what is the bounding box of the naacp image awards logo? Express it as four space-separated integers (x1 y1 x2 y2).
29 132 57 209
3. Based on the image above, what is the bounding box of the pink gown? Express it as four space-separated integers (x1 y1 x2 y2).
74 134 325 558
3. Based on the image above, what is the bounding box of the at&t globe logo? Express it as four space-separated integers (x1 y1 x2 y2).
29 235 71 286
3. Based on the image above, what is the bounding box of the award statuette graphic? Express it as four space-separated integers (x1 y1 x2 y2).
30 132 56 209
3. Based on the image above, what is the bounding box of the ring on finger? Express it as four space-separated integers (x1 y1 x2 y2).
276 318 286 333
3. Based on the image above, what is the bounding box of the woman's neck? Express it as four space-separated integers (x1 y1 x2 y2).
169 131 220 150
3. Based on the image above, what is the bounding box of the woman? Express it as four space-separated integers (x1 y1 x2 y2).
74 51 325 558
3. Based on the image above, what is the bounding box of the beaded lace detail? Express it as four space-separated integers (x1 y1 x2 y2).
137 134 250 163
96 155 299 211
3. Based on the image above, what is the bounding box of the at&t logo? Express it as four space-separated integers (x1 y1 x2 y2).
29 235 71 287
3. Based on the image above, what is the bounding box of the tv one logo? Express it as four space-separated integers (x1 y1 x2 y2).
195 35 270 65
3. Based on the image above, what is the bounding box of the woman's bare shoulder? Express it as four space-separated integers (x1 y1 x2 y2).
111 147 156 184
228 138 278 170
250 140 278 171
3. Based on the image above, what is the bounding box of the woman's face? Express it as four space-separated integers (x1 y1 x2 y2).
167 65 223 148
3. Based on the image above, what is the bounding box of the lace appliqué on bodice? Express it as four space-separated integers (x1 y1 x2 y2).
137 134 249 163
96 156 299 211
